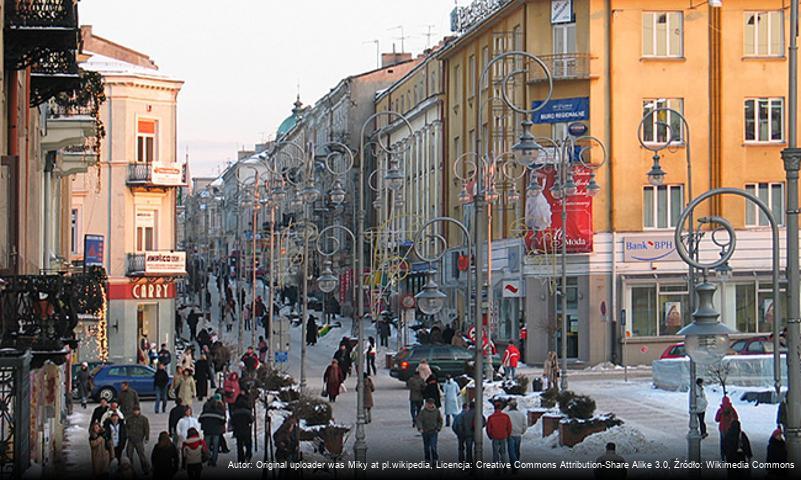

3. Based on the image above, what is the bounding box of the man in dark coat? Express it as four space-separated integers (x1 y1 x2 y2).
157 344 172 368
103 411 127 461
154 363 170 414
230 394 254 462
90 398 109 431
76 362 92 408
117 382 140 418
187 308 200 341
306 316 318 346
168 398 187 446
194 353 213 400
198 395 227 466
333 343 351 378
150 431 179 479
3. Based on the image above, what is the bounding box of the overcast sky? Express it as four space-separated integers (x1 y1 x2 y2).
79 0 456 177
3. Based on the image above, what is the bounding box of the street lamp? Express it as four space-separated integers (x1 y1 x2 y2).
316 260 338 294
415 273 448 316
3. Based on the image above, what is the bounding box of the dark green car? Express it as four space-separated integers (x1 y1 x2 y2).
389 344 501 382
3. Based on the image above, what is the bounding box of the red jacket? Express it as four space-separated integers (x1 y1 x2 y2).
502 345 520 368
486 410 512 440
715 396 739 433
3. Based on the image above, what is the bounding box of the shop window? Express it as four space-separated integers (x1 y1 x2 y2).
630 283 691 337
745 182 784 226
631 286 657 337
757 282 786 334
736 284 757 333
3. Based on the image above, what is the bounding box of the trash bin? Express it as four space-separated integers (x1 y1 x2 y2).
385 352 396 369
531 377 543 392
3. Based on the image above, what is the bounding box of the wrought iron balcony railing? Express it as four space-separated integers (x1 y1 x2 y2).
527 53 592 82
4 0 78 29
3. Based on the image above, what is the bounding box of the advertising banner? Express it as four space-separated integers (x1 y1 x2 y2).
84 234 105 266
623 235 681 262
144 251 186 275
150 162 183 186
524 166 593 254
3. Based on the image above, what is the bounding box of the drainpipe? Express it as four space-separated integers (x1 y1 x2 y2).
43 151 56 271
604 0 616 364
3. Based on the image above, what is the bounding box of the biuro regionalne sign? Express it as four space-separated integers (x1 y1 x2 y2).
523 165 594 254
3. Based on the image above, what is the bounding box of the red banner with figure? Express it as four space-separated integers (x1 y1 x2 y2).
524 165 594 254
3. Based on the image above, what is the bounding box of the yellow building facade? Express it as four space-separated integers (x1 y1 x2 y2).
437 0 798 365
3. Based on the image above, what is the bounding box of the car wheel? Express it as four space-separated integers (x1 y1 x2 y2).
98 387 116 402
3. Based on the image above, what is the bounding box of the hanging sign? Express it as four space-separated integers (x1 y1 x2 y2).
532 97 590 124
551 0 573 24
502 280 522 298
84 234 105 266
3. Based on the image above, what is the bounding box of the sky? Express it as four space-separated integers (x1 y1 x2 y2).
79 0 457 178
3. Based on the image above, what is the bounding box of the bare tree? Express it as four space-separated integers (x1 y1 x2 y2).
707 360 732 397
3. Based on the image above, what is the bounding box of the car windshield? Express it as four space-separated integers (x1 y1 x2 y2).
90 365 104 376
410 347 430 360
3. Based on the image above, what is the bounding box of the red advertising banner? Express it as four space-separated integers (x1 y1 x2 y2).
108 281 176 300
339 268 352 305
524 165 594 254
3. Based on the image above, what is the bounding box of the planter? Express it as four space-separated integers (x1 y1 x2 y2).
559 419 608 447
319 427 350 456
541 413 564 437
527 408 548 427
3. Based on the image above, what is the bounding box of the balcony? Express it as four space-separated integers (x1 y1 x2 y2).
4 0 81 106
528 53 592 82
127 251 187 277
0 267 107 367
127 162 184 189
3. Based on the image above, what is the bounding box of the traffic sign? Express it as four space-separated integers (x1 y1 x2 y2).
567 121 588 137
275 351 288 363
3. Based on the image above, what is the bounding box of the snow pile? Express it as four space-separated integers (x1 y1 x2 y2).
524 428 561 449
586 361 623 372
570 425 667 457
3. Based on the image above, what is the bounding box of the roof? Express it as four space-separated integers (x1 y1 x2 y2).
277 114 298 137
81 51 181 83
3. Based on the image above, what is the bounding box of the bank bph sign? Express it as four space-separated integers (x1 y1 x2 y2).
623 235 681 262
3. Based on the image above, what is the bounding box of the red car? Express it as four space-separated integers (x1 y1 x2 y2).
660 342 686 359
730 336 787 355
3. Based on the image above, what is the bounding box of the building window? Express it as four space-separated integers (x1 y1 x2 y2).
136 119 157 163
744 11 784 57
70 208 79 254
630 283 690 337
481 46 489 89
744 98 784 142
642 98 684 144
745 182 784 226
468 54 476 98
135 210 157 251
643 185 683 229
736 282 786 333
453 65 461 105
643 12 683 57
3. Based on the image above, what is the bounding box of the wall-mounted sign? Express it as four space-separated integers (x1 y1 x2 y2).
532 97 590 124
623 235 681 262
107 281 176 300
144 251 186 275
502 280 522 298
84 234 104 266
551 0 573 24
567 122 588 137
150 163 183 186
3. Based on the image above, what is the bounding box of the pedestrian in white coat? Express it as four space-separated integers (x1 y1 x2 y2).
694 377 709 439
442 375 461 427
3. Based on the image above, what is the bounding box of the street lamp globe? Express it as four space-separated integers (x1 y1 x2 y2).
329 180 347 205
385 161 405 191
301 184 320 203
563 174 578 197
512 120 541 167
527 177 543 197
484 185 499 203
550 180 564 200
586 172 601 197
507 185 520 203
317 261 338 294
678 281 734 367
647 157 667 186
415 274 447 316
458 186 471 204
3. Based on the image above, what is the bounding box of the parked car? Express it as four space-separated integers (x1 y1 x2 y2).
389 344 501 382
730 336 787 355
89 364 173 402
660 342 686 359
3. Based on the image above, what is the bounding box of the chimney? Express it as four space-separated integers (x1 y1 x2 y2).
381 51 413 68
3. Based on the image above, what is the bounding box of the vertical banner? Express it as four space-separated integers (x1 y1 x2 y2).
524 166 594 254
84 234 105 266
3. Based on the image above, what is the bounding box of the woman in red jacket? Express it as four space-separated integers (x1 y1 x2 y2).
223 371 241 417
715 395 739 461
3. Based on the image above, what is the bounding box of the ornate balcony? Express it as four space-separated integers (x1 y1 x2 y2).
127 162 184 189
126 251 187 277
527 53 592 82
0 267 107 367
4 0 81 107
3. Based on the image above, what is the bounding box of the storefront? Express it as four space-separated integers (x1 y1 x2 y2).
106 280 176 364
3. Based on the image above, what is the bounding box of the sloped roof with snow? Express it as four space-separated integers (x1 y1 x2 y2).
81 51 181 83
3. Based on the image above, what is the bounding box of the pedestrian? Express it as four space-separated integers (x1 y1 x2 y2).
139 335 151 365
593 442 627 480
333 344 351 379
231 394 254 462
241 346 260 373
416 359 432 381
378 320 390 347
255 296 266 325
502 342 521 380
187 309 200 342
89 421 111 479
366 336 377 376
461 401 484 463
258 336 268 364
715 395 739 461
176 306 185 340
452 403 470 462
443 375 461 427
486 401 512 463
150 431 179 479
77 362 92 409
100 401 125 424
194 353 213 401
415 398 443 462
244 304 252 331
323 359 345 402
273 416 300 462
407 372 426 427
179 346 196 372
442 323 455 345
723 420 753 479
154 363 170 414
181 427 208 480
198 394 226 467
694 377 709 439
174 367 197 409
543 351 560 390
423 375 441 409
223 371 241 416
124 406 151 475
168 398 187 446
196 328 211 352
451 329 467 348
766 428 789 478
507 399 527 469
176 407 202 446
158 344 172 369
117 382 140 418
90 398 109 432
103 412 127 462
148 344 159 367
363 372 375 424
777 399 787 432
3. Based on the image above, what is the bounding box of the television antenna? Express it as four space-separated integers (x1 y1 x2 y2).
389 25 409 52
363 39 380 68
